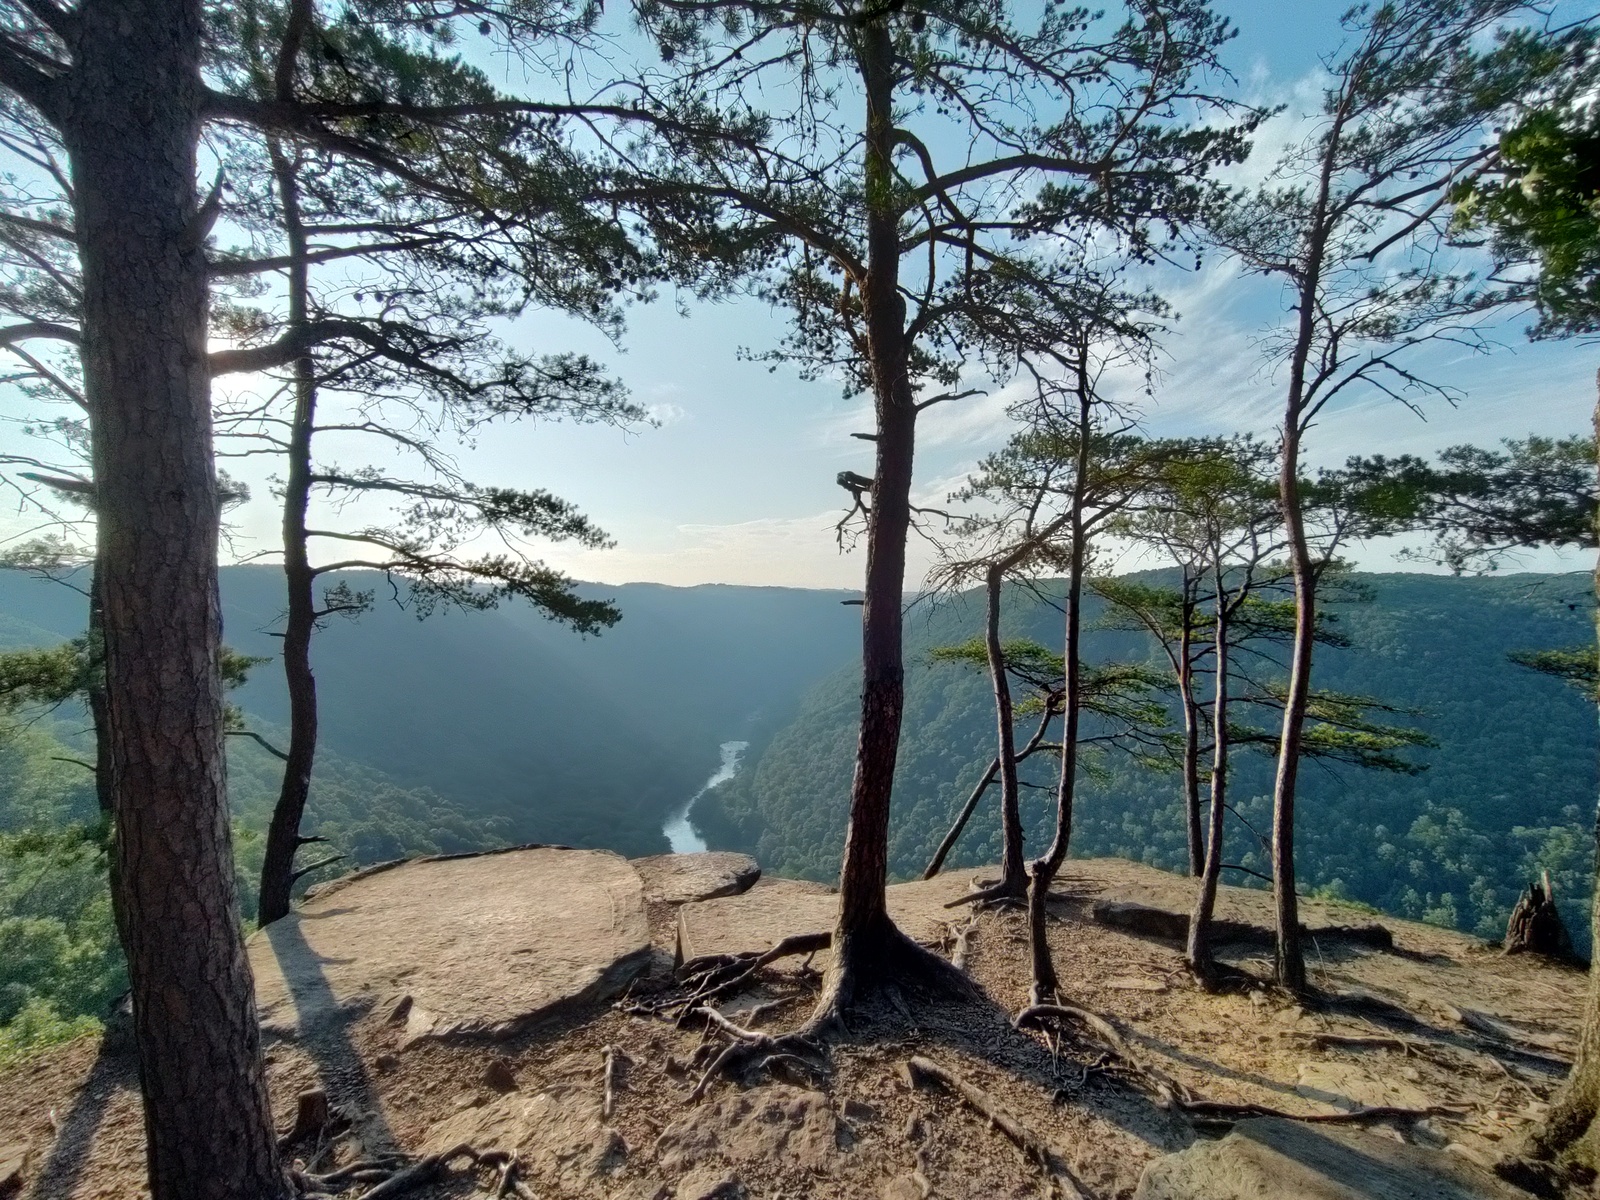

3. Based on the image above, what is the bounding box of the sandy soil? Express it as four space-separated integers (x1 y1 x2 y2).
0 856 1587 1200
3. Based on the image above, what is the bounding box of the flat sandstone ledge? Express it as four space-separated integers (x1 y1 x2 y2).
631 852 762 905
250 846 650 1045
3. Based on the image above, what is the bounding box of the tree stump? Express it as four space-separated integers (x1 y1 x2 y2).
1504 872 1577 961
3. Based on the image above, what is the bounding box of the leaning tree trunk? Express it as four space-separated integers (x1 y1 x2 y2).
985 563 1029 897
1521 371 1600 1170
1187 569 1230 986
257 143 320 928
63 1 290 1196
1026 381 1091 1002
1271 418 1314 993
1179 594 1203 876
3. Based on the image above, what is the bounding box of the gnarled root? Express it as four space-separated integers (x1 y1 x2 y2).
688 1006 824 1101
944 877 1029 910
624 932 832 1022
295 1144 520 1200
1017 1003 1460 1129
901 1055 1090 1199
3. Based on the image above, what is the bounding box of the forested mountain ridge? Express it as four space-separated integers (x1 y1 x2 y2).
693 570 1599 950
0 566 861 859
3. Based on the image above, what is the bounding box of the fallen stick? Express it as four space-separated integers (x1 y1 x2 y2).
1180 1098 1468 1125
948 917 978 971
602 1045 626 1121
900 1055 1089 1200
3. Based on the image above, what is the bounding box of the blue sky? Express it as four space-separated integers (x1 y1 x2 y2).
35 1 1600 590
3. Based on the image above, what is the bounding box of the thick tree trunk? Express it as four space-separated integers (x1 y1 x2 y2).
1272 421 1313 993
1179 602 1203 876
1027 382 1091 1002
1522 372 1600 1170
1187 571 1230 985
63 1 290 1196
986 564 1028 896
257 145 319 928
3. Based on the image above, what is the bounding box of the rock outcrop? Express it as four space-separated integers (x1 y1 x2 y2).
250 846 651 1044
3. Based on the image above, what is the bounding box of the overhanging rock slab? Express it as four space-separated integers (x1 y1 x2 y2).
250 846 650 1044
675 873 979 964
632 852 762 905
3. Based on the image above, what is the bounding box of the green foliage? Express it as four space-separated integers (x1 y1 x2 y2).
698 571 1596 952
1345 437 1597 572
1509 644 1599 701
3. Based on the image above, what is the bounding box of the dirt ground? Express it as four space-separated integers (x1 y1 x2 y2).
0 857 1589 1200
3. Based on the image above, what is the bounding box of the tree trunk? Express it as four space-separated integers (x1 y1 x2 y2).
63 1 290 1195
822 16 919 1005
86 561 112 817
986 564 1028 896
1522 371 1600 1169
1187 567 1230 985
923 757 999 879
1272 418 1313 993
257 143 319 928
1026 378 1091 1002
1179 590 1202 876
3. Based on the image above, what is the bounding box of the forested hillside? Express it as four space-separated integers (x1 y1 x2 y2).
694 571 1599 949
0 566 860 858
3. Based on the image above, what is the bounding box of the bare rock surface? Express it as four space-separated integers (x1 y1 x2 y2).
631 852 761 905
1133 1118 1529 1200
423 1085 627 1194
655 1085 848 1176
674 873 978 964
249 847 650 1043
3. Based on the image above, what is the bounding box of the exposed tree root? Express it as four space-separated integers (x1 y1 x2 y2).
944 878 1029 910
685 919 986 1101
296 1144 510 1200
623 932 832 1022
900 1055 1091 1200
688 1006 823 1101
1016 1002 1459 1129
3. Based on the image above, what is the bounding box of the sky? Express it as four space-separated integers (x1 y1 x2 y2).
10 1 1599 591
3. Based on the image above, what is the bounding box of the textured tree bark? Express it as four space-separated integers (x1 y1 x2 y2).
985 564 1028 896
62 1 290 1195
257 143 320 928
86 563 111 816
1187 566 1230 985
1027 379 1091 1001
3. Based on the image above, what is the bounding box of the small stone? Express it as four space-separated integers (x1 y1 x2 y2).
842 1098 877 1123
387 994 413 1024
677 1167 743 1200
591 1127 628 1175
881 1178 923 1200
483 1056 518 1093
903 1115 926 1143
450 1091 486 1112
0 1143 30 1196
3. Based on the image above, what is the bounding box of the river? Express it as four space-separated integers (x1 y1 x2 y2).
662 740 748 854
